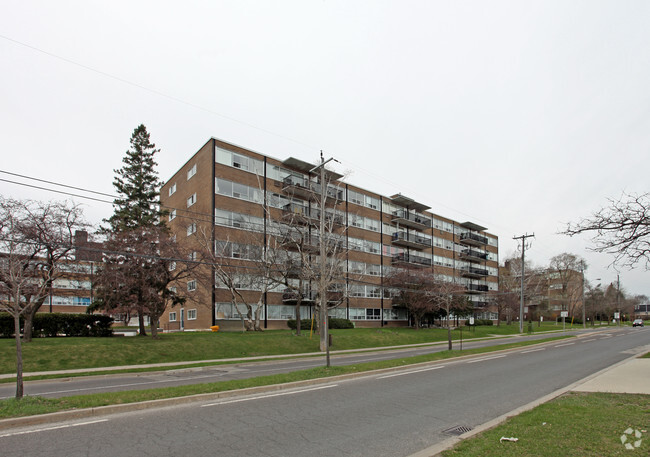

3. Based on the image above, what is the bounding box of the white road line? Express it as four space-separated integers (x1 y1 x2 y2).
600 336 612 339
0 419 107 438
201 384 337 407
378 366 445 379
466 355 506 364
28 373 230 396
521 348 546 354
554 342 575 348
581 339 596 343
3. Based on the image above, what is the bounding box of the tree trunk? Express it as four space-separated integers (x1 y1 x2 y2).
137 311 147 336
22 300 44 342
22 313 34 343
150 318 159 339
295 300 302 336
14 314 23 399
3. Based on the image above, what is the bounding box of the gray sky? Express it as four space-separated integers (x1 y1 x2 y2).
1 1 649 296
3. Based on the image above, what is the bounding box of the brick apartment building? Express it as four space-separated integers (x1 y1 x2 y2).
159 138 499 331
1 231 98 315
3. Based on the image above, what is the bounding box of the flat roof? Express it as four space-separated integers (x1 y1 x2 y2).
390 194 431 212
460 221 488 232
283 157 344 181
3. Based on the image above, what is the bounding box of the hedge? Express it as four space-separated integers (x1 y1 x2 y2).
0 313 113 338
465 319 494 326
287 317 354 330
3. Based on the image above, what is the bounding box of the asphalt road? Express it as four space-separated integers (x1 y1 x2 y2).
1 327 648 457
1 328 602 399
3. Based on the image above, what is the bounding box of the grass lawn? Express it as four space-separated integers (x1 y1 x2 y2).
442 392 650 456
0 336 568 419
0 322 579 375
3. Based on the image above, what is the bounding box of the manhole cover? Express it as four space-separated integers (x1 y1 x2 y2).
442 425 473 436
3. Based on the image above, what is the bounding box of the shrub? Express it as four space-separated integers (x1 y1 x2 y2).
286 317 354 330
287 319 316 331
0 313 113 338
329 318 354 329
465 319 494 326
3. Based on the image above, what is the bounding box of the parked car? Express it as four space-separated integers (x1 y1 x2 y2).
632 319 644 327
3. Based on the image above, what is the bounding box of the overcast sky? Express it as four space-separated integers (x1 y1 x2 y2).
1 1 649 296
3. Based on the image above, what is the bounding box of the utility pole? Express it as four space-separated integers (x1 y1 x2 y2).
617 273 620 326
513 233 534 333
581 263 586 329
310 152 339 368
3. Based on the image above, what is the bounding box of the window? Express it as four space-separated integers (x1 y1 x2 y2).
187 280 197 292
189 251 197 261
168 183 177 196
187 309 197 320
169 312 177 322
187 164 197 180
187 193 196 207
187 223 196 236
169 261 176 271
366 309 381 320
169 209 176 221
169 286 177 293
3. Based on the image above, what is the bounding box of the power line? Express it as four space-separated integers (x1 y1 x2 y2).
0 33 317 152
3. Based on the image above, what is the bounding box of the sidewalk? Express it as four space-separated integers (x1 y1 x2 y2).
572 355 650 394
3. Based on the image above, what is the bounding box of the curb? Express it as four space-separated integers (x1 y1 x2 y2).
408 345 649 457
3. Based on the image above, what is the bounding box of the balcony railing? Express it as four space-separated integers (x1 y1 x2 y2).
282 290 316 303
392 231 430 249
391 209 431 229
282 176 343 202
460 266 489 278
467 283 489 293
392 252 432 267
460 249 489 261
459 232 488 246
281 203 344 226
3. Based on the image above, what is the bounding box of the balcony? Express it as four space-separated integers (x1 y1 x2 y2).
466 283 489 294
282 175 313 199
459 232 488 247
282 176 344 203
392 252 432 267
460 266 489 278
392 231 430 250
460 248 489 262
282 290 316 303
282 202 318 225
282 203 344 227
391 209 431 230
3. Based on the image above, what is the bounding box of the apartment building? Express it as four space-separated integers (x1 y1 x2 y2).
160 138 499 330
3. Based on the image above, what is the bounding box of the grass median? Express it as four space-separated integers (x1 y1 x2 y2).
0 323 580 375
0 336 569 420
441 392 650 456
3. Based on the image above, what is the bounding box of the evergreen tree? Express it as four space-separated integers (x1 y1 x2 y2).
100 125 167 336
105 124 166 232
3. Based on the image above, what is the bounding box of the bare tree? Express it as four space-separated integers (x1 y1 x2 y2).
0 198 87 397
20 201 89 341
93 226 196 338
548 253 587 320
564 192 650 269
386 269 437 330
428 277 469 350
499 256 546 324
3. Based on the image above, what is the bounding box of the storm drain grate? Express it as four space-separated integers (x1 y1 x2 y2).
442 425 473 436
